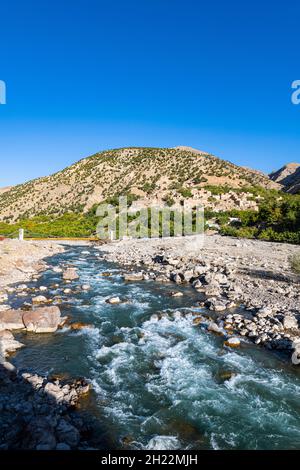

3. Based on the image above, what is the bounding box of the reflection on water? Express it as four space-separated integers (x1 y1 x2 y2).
10 246 300 450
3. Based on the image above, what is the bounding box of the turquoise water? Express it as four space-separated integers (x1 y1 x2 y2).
10 245 300 450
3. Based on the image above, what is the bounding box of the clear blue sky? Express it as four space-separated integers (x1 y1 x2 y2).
0 0 299 186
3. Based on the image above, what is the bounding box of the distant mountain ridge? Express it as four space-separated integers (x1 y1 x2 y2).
0 146 281 222
269 163 300 194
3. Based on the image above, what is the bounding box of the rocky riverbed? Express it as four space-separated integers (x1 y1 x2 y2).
100 234 300 363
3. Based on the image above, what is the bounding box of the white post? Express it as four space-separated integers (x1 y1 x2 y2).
110 230 114 241
19 229 24 241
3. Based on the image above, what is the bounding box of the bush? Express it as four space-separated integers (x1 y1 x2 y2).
290 254 300 274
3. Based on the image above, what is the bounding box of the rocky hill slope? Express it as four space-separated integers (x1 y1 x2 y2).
0 147 280 221
269 163 300 194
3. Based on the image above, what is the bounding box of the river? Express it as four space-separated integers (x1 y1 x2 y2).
9 245 300 450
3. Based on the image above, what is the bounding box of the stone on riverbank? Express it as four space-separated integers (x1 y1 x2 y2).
224 337 241 348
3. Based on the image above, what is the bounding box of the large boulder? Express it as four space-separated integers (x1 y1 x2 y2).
22 306 64 333
0 309 25 330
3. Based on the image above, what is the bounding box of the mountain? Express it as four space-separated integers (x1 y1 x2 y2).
269 163 300 194
0 147 280 222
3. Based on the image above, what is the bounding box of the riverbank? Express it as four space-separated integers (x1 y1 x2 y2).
99 234 300 361
0 239 65 288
